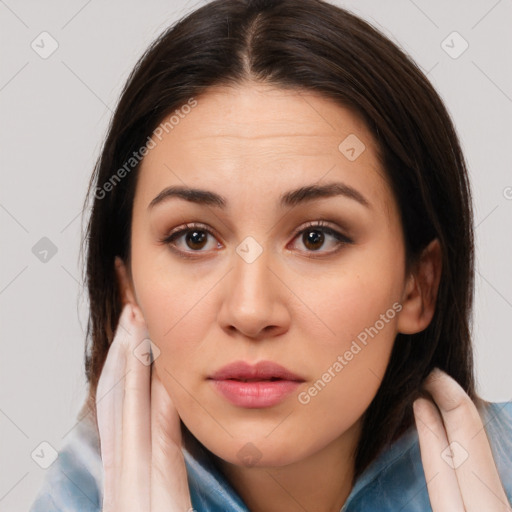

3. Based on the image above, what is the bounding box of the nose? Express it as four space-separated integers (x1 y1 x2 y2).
217 240 291 340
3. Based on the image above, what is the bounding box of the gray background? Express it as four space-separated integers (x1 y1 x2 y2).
1 0 511 509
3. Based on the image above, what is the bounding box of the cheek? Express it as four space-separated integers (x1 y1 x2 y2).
286 272 401 462
296 276 400 409
295 253 403 351
133 265 218 394
133 248 217 339
290 250 403 412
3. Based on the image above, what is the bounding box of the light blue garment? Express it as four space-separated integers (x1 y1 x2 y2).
29 400 512 511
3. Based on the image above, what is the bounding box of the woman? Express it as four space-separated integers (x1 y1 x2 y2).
29 0 512 510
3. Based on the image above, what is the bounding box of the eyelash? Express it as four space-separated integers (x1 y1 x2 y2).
159 220 353 259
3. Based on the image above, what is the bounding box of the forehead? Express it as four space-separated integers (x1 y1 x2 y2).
135 82 393 214
154 83 375 150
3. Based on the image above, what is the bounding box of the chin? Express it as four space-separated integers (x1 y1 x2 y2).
186 427 312 469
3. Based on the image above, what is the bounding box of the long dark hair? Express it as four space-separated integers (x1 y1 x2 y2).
80 0 483 482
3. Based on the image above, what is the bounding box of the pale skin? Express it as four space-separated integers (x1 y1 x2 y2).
95 82 511 511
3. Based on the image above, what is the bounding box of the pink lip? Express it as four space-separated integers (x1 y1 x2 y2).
208 360 305 408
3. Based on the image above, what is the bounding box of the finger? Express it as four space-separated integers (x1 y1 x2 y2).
118 304 152 511
423 368 510 512
150 366 192 512
413 397 465 511
96 303 130 512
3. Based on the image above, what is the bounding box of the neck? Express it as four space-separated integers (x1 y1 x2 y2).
213 419 362 512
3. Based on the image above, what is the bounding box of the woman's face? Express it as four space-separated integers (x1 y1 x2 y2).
120 82 421 468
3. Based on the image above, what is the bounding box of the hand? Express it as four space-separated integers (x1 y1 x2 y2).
95 303 194 512
413 368 511 511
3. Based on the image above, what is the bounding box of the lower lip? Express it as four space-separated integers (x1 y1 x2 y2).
209 379 302 408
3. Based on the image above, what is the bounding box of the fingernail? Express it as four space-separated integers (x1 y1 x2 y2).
124 302 134 320
132 305 144 324
424 367 445 386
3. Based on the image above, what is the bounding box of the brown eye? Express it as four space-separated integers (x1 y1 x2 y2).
302 229 325 251
184 229 208 250
161 223 221 256
290 221 353 256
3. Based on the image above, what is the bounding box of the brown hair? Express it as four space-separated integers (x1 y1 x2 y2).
80 0 483 482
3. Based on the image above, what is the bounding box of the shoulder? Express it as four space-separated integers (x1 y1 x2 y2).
29 405 103 512
343 400 512 512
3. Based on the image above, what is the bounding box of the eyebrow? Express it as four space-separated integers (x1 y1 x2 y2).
148 181 370 210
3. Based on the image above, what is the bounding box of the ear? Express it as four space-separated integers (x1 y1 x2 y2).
115 256 137 306
397 238 442 335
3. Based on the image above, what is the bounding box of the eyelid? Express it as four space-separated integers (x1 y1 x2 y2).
165 221 220 241
290 219 352 243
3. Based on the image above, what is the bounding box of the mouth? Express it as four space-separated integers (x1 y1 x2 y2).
224 377 286 382
208 360 305 408
208 360 305 382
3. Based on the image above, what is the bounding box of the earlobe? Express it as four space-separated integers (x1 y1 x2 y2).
114 256 137 306
397 239 442 335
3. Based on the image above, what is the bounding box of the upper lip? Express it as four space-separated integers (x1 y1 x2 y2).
208 360 305 382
